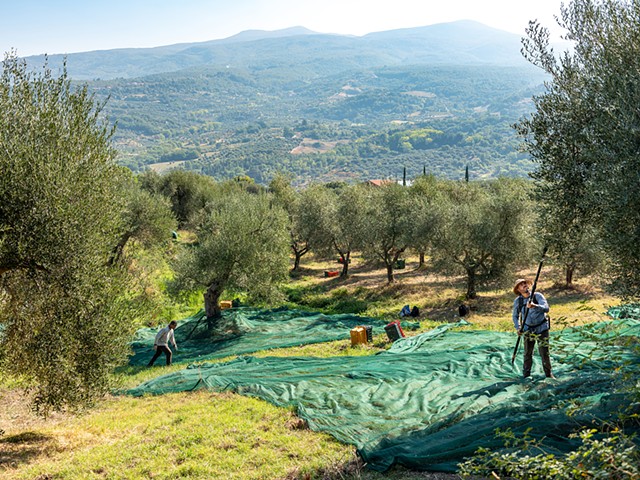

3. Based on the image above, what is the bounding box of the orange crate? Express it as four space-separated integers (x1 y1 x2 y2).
350 326 368 346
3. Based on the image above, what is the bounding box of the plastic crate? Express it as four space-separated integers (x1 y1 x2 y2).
384 320 405 342
350 326 368 346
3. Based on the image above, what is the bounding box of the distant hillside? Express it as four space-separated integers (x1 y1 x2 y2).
22 21 548 184
91 61 546 183
27 21 528 80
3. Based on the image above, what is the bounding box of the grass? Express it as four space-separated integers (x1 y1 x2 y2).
0 254 620 479
1 391 358 479
0 388 453 480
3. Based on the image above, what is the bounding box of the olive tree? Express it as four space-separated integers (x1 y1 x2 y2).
293 184 368 277
269 174 313 271
407 175 440 269
359 184 413 283
429 178 531 299
329 185 369 277
294 185 335 266
541 210 605 288
0 53 136 412
171 188 289 328
108 180 177 266
139 169 217 229
517 0 640 298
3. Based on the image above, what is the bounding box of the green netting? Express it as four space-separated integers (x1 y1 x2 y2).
607 303 640 320
128 307 396 365
126 310 640 472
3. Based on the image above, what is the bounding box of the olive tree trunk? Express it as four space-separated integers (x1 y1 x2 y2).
203 280 224 330
465 267 477 299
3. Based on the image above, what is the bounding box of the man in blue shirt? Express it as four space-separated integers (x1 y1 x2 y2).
512 278 554 379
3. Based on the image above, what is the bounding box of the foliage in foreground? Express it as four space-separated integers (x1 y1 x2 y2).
459 427 640 480
0 53 141 413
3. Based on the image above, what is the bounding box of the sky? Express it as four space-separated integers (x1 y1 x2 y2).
0 0 565 57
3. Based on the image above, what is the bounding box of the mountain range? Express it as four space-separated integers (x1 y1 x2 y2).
28 21 531 80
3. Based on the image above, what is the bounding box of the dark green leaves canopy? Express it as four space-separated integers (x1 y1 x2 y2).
0 54 135 412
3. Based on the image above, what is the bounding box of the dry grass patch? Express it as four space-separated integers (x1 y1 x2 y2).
286 254 618 332
1 388 461 479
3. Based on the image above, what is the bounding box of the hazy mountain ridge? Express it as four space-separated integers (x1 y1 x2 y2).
217 26 319 43
27 20 528 80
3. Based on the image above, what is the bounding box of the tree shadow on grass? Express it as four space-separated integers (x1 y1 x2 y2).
282 455 366 480
544 284 609 308
0 431 60 470
282 455 463 480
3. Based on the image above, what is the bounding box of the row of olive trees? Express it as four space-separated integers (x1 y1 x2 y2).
136 170 553 329
134 159 607 330
136 170 540 334
0 54 178 412
270 174 541 299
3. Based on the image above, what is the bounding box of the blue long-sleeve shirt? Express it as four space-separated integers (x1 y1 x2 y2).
512 292 550 334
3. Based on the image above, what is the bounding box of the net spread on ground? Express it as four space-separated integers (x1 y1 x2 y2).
128 307 395 365
126 305 640 472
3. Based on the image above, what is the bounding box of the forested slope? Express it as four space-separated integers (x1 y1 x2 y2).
35 21 548 183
